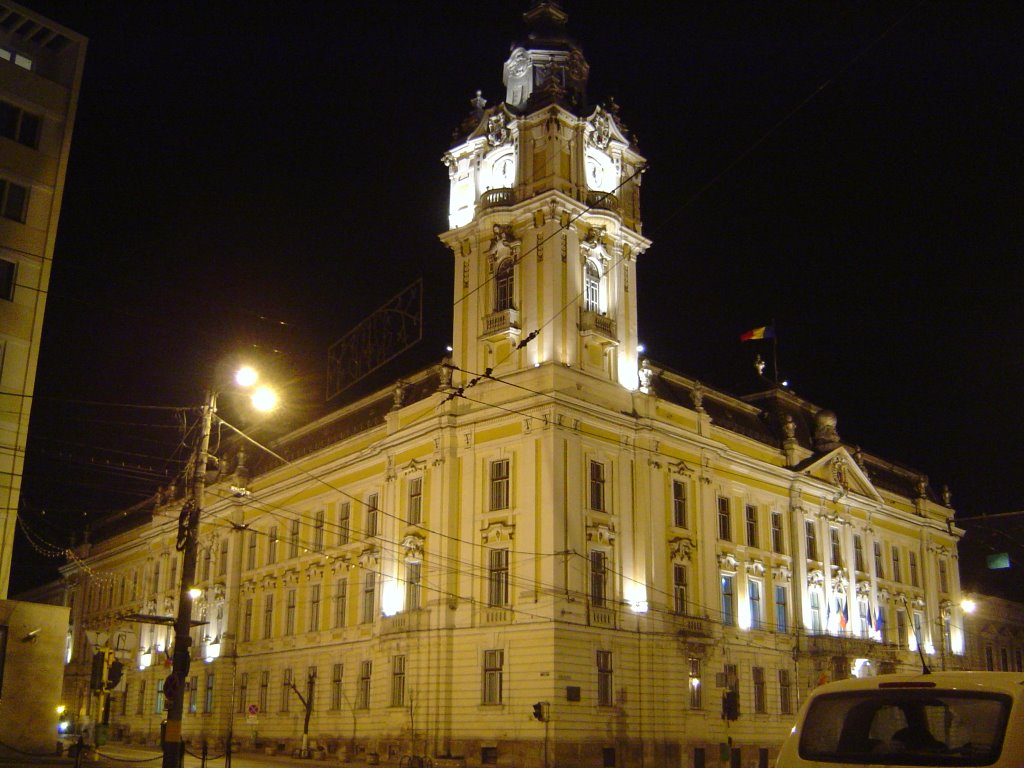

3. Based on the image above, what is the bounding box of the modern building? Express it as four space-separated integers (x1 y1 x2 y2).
58 5 966 768
0 1 85 755
0 1 86 599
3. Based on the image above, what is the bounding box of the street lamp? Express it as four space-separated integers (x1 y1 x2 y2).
162 369 277 768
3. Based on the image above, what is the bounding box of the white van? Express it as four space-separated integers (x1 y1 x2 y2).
776 671 1024 767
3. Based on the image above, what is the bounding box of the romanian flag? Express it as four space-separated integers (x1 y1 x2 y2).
839 599 849 630
739 325 775 342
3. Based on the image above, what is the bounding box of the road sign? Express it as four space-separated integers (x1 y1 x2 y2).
247 704 259 715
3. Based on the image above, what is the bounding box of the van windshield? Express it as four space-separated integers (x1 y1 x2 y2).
798 689 1011 766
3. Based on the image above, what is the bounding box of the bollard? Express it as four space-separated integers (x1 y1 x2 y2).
201 741 208 768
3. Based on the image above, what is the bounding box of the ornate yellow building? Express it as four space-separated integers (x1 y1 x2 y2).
60 5 966 767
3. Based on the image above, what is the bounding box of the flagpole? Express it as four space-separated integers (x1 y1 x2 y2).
772 318 779 385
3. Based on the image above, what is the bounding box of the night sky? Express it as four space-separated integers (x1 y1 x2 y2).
12 1 1023 597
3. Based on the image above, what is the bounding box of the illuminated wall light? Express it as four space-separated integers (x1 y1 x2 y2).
139 650 152 670
624 583 648 613
852 658 872 678
961 598 976 614
381 580 403 617
924 642 936 655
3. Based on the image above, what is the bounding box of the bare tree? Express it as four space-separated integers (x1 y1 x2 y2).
289 668 316 757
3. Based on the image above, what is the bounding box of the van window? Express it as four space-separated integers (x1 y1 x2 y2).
799 689 1011 765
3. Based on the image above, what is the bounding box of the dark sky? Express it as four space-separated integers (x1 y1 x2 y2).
13 1 1024 596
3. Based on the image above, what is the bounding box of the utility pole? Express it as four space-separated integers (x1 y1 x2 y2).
162 392 215 768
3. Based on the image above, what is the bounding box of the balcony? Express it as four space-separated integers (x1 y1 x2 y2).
579 310 617 345
804 631 877 657
674 615 712 638
380 609 428 635
586 190 619 212
481 607 510 625
589 605 616 628
481 308 521 340
480 188 515 209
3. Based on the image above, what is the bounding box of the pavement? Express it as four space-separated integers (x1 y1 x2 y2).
0 742 377 768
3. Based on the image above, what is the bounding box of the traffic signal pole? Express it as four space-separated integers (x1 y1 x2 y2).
162 392 215 768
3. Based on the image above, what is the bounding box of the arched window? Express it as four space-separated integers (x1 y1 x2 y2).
495 259 515 311
583 260 600 312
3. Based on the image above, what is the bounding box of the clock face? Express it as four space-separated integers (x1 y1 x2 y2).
484 150 516 190
585 149 615 193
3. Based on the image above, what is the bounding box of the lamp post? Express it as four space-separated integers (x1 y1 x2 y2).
162 369 277 768
162 389 214 768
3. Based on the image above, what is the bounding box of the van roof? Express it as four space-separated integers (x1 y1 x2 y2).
811 672 1024 698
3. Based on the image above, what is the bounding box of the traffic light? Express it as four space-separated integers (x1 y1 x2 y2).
90 651 106 690
106 659 123 690
532 702 547 722
722 690 740 720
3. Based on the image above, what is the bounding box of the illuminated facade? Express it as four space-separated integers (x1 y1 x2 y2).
0 1 86 599
59 5 966 767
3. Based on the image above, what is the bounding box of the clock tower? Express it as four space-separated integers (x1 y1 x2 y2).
440 1 650 391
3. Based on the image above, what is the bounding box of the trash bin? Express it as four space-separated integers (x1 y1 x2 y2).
160 720 168 749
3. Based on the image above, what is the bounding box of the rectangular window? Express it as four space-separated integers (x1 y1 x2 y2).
218 538 228 577
810 590 822 632
0 258 13 301
771 511 784 554
482 649 503 705
238 672 248 714
0 100 41 148
939 560 949 593
873 540 884 577
858 598 870 639
338 502 351 545
247 531 257 570
187 676 197 714
263 594 274 639
258 671 269 712
366 492 379 536
309 584 321 632
361 571 376 624
405 562 422 611
205 673 215 713
281 668 292 712
590 550 607 607
331 663 343 710
717 497 731 541
357 660 372 709
156 679 165 714
892 548 902 583
774 585 788 632
268 526 278 565
285 589 296 636
909 551 919 587
672 480 687 528
745 504 758 547
391 655 406 707
289 518 300 558
721 574 735 626
748 579 763 629
688 657 702 709
854 535 865 572
0 178 28 222
830 527 843 567
984 645 994 671
778 669 792 715
313 510 325 552
122 683 130 716
752 666 766 714
201 549 212 582
408 477 423 525
896 610 908 648
488 549 509 607
242 598 253 642
489 459 510 510
597 650 613 706
335 578 348 627
912 612 923 652
1000 648 1009 671
137 680 146 715
805 521 818 560
673 564 688 615
590 460 606 511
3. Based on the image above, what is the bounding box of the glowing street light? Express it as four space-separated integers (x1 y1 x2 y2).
163 365 278 768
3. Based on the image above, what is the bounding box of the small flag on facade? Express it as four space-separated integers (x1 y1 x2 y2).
876 606 884 631
839 599 849 630
739 325 775 342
